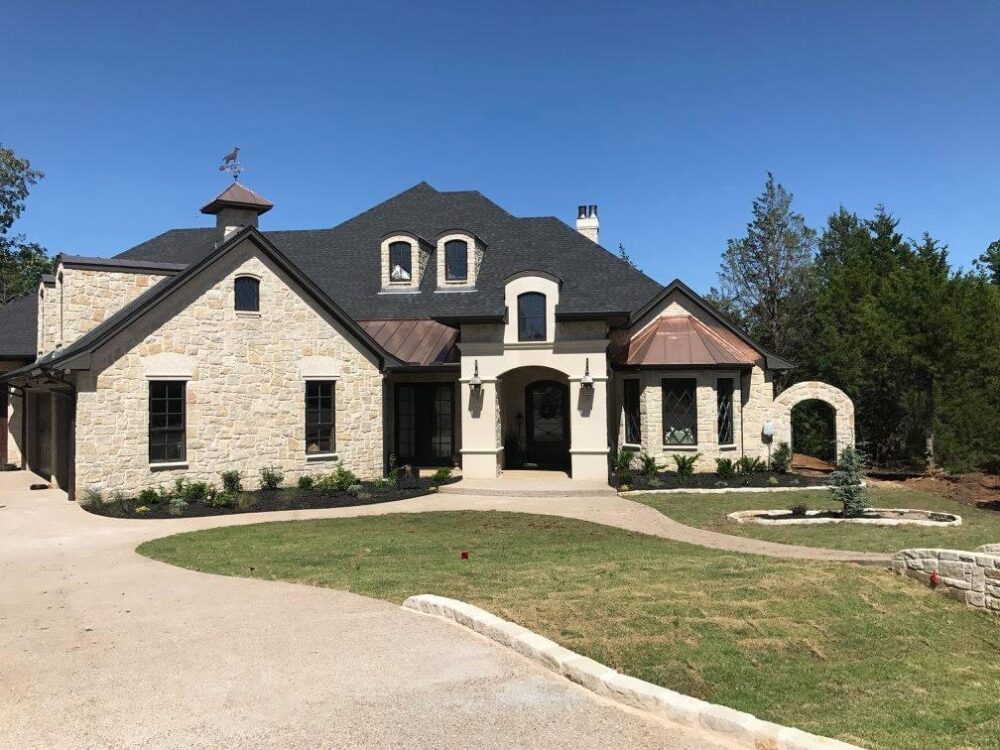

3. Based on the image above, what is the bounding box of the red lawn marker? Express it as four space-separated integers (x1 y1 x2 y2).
461 550 469 561
929 569 940 588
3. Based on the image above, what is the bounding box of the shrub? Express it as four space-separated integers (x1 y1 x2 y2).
297 474 315 490
260 466 284 491
135 505 151 515
168 498 189 517
431 467 453 486
173 477 187 497
771 442 792 474
220 470 243 493
735 455 767 475
830 446 870 517
672 453 700 485
768 475 779 486
315 464 359 494
347 484 364 496
138 488 160 505
789 503 809 517
715 458 735 479
638 452 661 479
81 488 103 507
208 491 236 509
182 481 214 502
373 476 393 491
612 447 637 485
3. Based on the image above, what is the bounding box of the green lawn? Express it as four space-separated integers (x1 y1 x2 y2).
139 511 1000 750
633 486 1000 554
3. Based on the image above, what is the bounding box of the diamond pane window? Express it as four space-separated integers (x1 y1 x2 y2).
717 378 734 445
445 240 468 281
662 378 697 446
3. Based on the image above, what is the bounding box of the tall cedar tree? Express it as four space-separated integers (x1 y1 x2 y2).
0 144 51 305
714 173 815 358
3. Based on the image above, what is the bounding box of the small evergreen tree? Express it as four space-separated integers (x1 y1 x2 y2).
830 446 870 517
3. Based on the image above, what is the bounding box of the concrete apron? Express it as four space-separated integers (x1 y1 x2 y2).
0 470 733 750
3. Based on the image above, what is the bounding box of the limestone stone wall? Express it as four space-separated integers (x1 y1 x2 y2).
59 267 168 348
772 381 854 457
72 240 383 499
613 367 767 471
37 281 58 356
894 548 1000 614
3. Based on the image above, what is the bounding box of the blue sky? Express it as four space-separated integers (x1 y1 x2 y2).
3 1 998 292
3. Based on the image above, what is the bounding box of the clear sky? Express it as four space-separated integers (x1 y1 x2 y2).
3 0 997 292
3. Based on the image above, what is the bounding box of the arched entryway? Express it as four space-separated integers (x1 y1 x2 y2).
498 366 571 472
773 382 855 461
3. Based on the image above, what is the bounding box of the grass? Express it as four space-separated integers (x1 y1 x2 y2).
139 511 1000 750
632 486 1000 554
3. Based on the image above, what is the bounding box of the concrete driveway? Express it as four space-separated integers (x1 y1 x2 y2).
0 471 731 749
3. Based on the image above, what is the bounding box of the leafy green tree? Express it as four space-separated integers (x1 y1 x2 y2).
715 173 816 356
974 239 1000 284
0 144 51 304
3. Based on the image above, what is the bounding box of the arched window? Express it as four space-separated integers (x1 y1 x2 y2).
444 239 468 281
517 292 546 341
234 276 260 312
389 241 412 281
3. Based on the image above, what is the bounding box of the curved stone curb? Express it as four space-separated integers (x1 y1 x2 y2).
620 481 870 497
728 508 961 527
403 594 862 750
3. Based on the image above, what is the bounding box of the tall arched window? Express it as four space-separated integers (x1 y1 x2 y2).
388 241 412 281
444 239 468 281
234 276 260 312
517 292 546 341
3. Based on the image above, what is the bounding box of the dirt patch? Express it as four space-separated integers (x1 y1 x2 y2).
892 472 1000 509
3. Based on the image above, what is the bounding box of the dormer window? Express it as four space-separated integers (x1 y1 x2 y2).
445 240 468 281
235 276 260 312
517 292 546 341
389 241 412 282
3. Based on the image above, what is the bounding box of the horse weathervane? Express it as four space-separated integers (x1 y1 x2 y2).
218 146 243 181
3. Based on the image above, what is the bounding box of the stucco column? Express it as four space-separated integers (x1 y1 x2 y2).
459 377 501 478
569 377 609 480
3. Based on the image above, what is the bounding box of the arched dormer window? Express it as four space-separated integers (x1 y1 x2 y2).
388 241 412 282
517 292 546 341
444 239 468 281
235 276 260 312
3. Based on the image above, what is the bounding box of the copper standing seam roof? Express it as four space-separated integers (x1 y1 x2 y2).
200 182 274 215
615 314 760 367
358 319 459 366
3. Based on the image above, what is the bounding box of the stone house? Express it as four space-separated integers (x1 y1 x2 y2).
0 181 850 499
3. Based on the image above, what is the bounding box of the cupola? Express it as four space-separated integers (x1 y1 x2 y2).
200 182 273 237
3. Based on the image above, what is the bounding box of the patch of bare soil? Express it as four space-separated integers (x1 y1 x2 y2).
791 453 834 476
887 472 1000 510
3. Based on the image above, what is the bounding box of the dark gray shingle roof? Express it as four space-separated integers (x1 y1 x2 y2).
0 294 37 359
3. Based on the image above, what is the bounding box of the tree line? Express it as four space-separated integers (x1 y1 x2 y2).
709 173 1000 472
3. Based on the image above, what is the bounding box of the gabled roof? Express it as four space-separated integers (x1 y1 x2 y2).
0 294 38 359
2 227 402 381
614 315 759 368
117 182 665 322
628 279 794 370
200 182 273 215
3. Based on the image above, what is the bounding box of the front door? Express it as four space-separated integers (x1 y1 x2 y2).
525 380 570 470
395 383 455 466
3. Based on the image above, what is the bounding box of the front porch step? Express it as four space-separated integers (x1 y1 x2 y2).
438 477 617 499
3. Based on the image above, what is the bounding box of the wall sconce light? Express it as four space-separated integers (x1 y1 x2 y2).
581 358 594 389
762 420 775 439
469 359 482 392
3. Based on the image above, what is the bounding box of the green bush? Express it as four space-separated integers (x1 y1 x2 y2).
771 442 793 474
208 491 237 509
182 480 214 502
768 475 779 486
315 464 360 494
735 455 767 475
373 476 393 492
430 467 453 486
830 446 870 517
672 453 700 485
638 452 661 479
220 470 243 493
297 474 315 490
138 488 160 505
612 447 637 485
260 466 284 491
715 458 735 479
347 484 364 496
81 488 103 507
168 498 189 517
789 503 809 517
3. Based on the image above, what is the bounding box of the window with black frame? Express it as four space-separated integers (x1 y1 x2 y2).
445 240 468 281
662 378 697 446
517 292 546 341
305 381 336 454
234 276 260 312
149 381 186 463
717 378 734 445
623 379 641 445
388 242 412 282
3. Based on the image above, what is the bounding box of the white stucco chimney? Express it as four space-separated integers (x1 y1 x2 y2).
576 204 599 243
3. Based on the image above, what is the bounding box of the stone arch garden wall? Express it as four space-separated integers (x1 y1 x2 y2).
772 381 854 458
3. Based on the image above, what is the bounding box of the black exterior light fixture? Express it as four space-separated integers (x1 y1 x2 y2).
581 358 594 389
469 359 482 392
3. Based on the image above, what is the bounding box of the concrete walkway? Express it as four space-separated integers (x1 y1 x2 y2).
0 470 735 750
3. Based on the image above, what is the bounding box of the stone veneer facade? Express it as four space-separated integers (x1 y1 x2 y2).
72 240 383 498
58 267 169 348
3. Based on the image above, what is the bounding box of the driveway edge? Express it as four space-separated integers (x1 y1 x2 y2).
403 594 862 750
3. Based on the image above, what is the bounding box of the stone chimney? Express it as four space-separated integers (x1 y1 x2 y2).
201 182 274 238
576 204 599 243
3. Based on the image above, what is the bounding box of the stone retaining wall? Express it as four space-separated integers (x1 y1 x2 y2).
893 548 1000 613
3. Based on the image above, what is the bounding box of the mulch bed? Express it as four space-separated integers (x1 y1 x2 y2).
619 471 830 491
83 479 452 519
